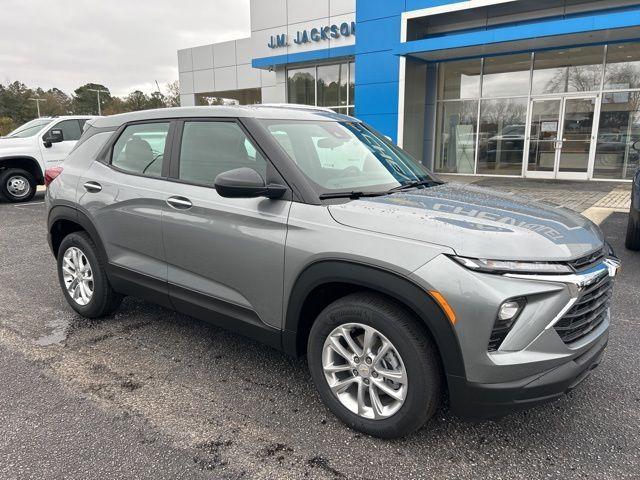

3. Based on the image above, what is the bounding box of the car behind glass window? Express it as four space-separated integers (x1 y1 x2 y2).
178 121 267 186
111 123 170 177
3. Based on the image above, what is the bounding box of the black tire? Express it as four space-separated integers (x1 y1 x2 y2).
626 210 640 251
0 168 37 203
57 231 123 318
307 292 442 438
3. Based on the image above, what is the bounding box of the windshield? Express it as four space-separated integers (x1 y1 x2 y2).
260 120 435 194
5 118 52 138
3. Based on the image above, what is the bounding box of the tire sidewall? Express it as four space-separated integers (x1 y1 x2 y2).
0 169 36 203
57 233 107 317
308 297 439 438
626 210 640 250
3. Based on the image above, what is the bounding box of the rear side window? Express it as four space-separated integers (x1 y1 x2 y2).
111 122 170 177
178 121 267 186
49 119 83 142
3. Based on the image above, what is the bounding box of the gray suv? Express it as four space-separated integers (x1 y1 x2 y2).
46 106 620 438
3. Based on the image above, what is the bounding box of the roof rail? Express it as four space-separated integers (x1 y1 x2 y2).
254 103 336 113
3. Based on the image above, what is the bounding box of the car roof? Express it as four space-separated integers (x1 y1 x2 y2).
90 105 359 129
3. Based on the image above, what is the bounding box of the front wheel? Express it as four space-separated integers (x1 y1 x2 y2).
307 292 442 438
0 168 37 203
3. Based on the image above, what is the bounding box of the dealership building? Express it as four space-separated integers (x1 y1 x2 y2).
177 0 640 181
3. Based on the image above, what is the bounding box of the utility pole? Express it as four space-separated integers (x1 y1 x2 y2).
28 98 44 117
88 88 109 115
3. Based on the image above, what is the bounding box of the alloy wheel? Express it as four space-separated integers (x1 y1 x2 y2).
322 323 408 420
61 247 94 306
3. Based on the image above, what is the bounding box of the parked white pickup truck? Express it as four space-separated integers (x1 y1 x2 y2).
0 116 94 202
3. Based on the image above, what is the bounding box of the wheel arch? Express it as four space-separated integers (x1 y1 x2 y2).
0 156 44 184
283 260 466 378
48 205 108 262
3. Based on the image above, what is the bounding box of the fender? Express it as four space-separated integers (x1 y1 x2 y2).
47 204 108 262
283 260 466 377
0 156 44 183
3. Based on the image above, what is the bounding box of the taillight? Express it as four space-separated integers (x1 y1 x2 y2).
45 167 63 187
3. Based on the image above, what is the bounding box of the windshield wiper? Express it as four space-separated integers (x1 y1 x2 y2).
387 179 442 193
319 190 389 200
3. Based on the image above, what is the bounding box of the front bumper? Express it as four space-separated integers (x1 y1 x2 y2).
447 330 607 418
411 254 620 418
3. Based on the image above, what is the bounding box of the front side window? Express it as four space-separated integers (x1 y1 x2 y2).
48 119 83 142
261 120 433 192
111 122 169 177
178 121 267 186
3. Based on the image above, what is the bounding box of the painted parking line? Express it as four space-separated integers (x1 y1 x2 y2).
13 201 45 207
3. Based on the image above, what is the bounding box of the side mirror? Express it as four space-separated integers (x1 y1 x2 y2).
633 140 640 152
43 129 64 148
214 167 286 199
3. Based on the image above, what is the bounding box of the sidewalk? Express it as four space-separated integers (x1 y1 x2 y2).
439 175 631 224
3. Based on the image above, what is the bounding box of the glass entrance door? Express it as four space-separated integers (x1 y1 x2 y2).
526 96 598 179
527 98 562 176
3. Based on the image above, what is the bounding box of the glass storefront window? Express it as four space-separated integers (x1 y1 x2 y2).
287 62 354 111
349 62 355 106
477 98 528 175
594 91 640 180
605 42 640 90
438 59 481 100
532 46 604 95
317 64 345 107
425 42 640 180
482 53 531 97
287 67 316 105
434 100 478 174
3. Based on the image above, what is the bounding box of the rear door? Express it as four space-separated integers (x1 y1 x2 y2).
40 119 84 166
77 120 175 306
161 118 291 336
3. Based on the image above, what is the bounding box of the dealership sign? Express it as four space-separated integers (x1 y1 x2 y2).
268 22 356 49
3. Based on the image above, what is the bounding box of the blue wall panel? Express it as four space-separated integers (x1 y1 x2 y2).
356 82 399 115
356 0 405 22
405 0 458 11
356 51 400 84
354 0 404 141
355 16 402 54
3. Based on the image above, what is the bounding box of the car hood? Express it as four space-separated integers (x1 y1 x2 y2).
0 136 32 151
328 182 604 261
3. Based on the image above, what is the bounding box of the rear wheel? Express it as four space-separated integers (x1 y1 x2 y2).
0 168 37 203
307 292 441 438
626 209 640 250
57 231 122 318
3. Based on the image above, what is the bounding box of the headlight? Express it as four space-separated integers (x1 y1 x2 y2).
451 256 573 274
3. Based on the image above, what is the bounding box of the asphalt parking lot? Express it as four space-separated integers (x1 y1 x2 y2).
0 193 639 480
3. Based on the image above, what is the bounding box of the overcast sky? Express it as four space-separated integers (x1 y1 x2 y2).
0 0 250 97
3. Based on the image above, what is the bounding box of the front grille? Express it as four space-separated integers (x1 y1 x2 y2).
567 248 605 271
554 274 613 344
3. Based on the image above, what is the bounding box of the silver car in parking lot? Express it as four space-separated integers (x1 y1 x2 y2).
46 105 620 438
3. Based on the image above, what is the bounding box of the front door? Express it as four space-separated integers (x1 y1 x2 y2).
526 96 598 180
161 119 291 333
39 119 85 166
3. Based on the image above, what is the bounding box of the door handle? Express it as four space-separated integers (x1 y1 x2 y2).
83 181 102 193
166 196 192 210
